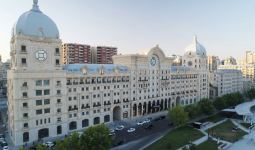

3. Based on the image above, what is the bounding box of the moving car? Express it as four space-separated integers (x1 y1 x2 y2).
127 128 136 133
115 125 124 131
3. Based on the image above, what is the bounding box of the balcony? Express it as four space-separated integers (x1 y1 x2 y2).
56 102 62 107
56 93 62 96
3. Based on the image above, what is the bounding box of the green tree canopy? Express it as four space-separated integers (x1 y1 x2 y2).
198 99 214 115
168 105 189 127
80 124 111 150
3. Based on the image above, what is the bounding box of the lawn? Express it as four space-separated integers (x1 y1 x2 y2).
207 120 246 142
200 113 224 123
145 126 204 150
240 123 251 129
196 139 218 150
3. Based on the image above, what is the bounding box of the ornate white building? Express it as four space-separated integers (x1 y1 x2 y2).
7 0 209 146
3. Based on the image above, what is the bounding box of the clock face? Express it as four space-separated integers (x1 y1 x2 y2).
35 50 47 61
150 55 158 66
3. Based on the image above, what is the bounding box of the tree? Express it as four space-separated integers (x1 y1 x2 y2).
36 144 50 150
198 99 214 115
213 97 226 110
54 140 67 150
245 88 255 99
80 124 111 150
168 106 189 127
184 104 200 119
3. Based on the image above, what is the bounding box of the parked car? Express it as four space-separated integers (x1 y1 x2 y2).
2 146 8 150
0 134 4 138
127 128 136 133
43 141 54 148
145 124 153 129
137 121 144 125
109 129 115 136
0 138 5 143
1 141 8 147
115 125 124 131
144 118 151 123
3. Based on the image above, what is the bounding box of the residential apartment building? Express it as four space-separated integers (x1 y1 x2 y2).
209 69 243 98
91 46 117 64
7 1 208 146
207 55 220 72
62 43 91 64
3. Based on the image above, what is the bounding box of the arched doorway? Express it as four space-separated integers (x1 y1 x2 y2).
38 128 49 140
113 106 121 121
160 99 164 111
132 104 137 117
143 102 147 115
176 96 181 106
168 98 171 108
164 99 168 110
138 103 142 116
23 132 29 142
148 101 152 114
152 101 156 113
69 121 77 130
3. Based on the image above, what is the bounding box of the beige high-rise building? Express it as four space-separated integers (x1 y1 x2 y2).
245 51 255 64
209 69 243 98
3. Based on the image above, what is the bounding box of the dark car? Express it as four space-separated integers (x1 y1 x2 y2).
159 115 166 120
145 124 153 129
1 141 8 147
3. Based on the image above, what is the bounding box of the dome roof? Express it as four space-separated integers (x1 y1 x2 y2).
185 36 206 56
13 0 59 39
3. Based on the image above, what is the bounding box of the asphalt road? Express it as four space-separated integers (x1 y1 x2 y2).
111 118 173 150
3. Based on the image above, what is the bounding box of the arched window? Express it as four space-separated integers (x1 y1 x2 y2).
23 132 29 142
82 119 89 127
94 117 100 125
104 115 110 123
69 121 77 130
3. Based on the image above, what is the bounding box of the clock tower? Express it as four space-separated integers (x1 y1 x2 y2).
10 0 62 71
7 0 67 146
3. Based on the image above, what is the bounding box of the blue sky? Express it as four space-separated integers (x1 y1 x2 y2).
1 0 255 61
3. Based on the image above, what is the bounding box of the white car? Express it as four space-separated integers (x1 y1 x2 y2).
127 128 136 133
109 129 115 136
43 141 54 148
2 146 8 150
137 121 144 125
115 125 124 131
144 118 151 123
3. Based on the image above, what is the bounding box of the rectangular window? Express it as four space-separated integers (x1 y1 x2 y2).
57 99 61 103
55 48 60 54
57 108 61 113
24 123 28 128
44 99 50 105
36 109 42 115
44 89 50 95
23 113 28 118
36 100 42 106
36 80 42 86
21 58 26 64
21 45 26 51
43 80 50 86
23 103 28 108
36 90 42 96
44 108 50 114
56 59 60 65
